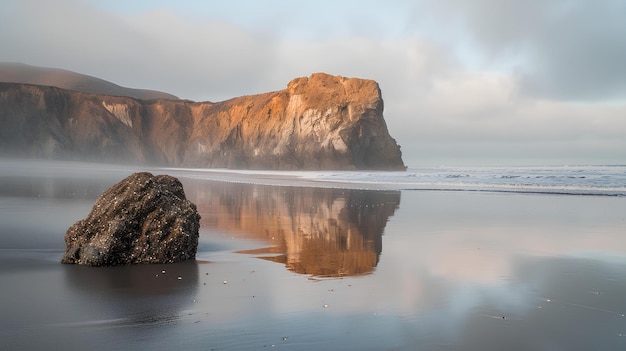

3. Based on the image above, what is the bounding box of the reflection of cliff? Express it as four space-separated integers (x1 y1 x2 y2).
184 179 401 277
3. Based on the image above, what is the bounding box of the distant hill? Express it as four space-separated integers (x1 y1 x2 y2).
0 62 179 100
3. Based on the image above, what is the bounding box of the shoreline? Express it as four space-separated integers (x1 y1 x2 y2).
2 158 624 196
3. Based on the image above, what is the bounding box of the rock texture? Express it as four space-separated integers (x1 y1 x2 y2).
61 172 200 266
0 72 405 170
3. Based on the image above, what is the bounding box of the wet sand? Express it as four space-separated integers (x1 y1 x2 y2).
1 160 626 350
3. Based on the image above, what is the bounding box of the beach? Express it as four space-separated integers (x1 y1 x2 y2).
1 160 626 350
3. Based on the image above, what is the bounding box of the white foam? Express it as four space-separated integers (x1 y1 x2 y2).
161 165 626 196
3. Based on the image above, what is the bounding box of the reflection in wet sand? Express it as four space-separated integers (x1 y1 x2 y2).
63 260 199 326
184 179 401 277
2 160 626 350
64 260 199 296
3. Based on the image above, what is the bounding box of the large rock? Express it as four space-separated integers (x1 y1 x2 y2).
61 172 200 266
0 72 405 170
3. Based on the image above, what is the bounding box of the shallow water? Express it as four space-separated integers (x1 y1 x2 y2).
167 164 626 195
1 160 626 350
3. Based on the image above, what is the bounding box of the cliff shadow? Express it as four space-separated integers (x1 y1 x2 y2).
184 179 401 277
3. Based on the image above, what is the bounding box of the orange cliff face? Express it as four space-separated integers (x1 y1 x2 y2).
183 179 401 277
0 73 405 170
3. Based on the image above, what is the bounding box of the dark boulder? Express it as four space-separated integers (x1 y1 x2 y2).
61 172 200 266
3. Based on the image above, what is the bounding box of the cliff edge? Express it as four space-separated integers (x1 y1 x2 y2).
0 73 405 170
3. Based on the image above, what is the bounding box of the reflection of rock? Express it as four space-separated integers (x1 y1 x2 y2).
62 172 200 266
185 180 400 277
64 260 199 296
63 260 199 326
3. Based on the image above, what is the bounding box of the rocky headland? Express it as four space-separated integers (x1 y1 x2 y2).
0 71 405 170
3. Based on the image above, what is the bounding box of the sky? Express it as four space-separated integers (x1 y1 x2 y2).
1 0 625 167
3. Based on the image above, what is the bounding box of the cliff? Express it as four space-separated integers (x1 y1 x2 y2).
0 73 405 170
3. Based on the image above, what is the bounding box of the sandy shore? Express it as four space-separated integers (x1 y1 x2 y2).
1 161 626 350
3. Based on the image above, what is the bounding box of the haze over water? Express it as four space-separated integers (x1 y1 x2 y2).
1 159 626 350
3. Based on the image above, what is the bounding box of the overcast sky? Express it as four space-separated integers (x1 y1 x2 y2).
1 0 625 166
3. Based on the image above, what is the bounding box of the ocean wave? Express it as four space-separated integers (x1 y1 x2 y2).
164 166 626 196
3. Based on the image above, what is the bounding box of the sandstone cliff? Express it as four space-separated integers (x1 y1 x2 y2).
0 73 405 170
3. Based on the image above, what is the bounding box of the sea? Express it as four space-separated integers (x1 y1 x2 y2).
1 158 625 195
168 164 626 196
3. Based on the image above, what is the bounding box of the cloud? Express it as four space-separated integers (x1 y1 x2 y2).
416 0 626 101
0 0 278 102
270 32 626 165
401 70 626 165
120 10 280 102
